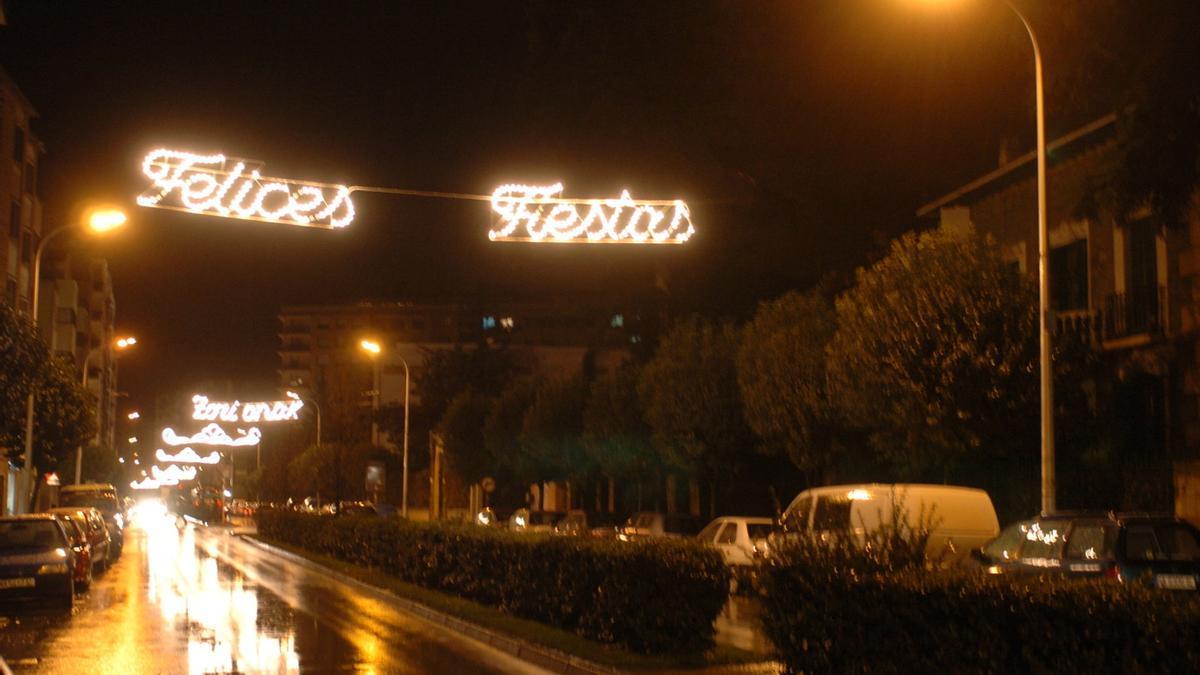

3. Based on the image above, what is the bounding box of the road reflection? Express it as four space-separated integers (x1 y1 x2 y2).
140 511 300 673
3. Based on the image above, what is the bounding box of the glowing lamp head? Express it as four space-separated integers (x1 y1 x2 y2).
116 336 138 349
359 339 382 355
127 411 141 420
87 208 128 233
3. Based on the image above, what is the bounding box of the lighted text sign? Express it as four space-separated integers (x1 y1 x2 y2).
489 183 694 244
162 423 262 447
192 394 303 423
137 149 355 229
156 447 222 465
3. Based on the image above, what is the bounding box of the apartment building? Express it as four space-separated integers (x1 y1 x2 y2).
38 254 118 448
917 113 1200 506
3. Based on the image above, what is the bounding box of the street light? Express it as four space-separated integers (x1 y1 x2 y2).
77 334 138 484
21 206 128 510
917 0 1054 513
358 338 411 517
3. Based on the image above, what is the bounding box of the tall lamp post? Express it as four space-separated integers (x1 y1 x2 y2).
76 335 138 484
22 208 127 509
919 0 1054 513
359 339 410 517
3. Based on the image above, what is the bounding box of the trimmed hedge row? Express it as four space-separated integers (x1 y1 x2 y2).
761 544 1200 672
256 510 730 654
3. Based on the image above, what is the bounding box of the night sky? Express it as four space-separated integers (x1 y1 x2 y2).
0 1 1153 411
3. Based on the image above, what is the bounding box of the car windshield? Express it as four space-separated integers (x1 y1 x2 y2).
1123 523 1200 562
698 521 723 541
0 521 65 550
61 491 118 515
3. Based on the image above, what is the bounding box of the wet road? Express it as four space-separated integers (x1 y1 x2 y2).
0 509 549 674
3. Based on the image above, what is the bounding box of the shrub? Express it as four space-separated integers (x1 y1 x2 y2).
256 510 730 654
760 534 1200 672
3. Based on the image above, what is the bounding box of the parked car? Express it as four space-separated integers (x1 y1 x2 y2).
779 483 1000 565
507 508 565 533
50 514 93 590
619 512 707 541
973 512 1200 590
59 483 125 557
0 515 76 609
46 507 110 574
336 501 395 517
697 516 775 566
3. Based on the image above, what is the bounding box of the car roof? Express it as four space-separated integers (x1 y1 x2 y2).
60 483 117 493
0 514 59 522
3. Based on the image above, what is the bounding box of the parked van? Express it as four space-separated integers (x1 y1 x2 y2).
780 483 1000 565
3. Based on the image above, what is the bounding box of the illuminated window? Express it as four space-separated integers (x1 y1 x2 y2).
499 316 514 330
482 316 496 330
611 313 624 328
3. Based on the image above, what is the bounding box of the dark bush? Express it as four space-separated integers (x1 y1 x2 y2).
760 535 1200 673
256 510 729 654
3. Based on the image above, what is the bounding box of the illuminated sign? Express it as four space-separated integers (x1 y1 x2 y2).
162 423 262 447
156 447 222 465
489 183 694 244
191 394 303 423
130 477 163 490
152 465 198 483
137 149 355 229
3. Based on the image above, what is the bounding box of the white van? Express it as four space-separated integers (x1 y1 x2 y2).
780 483 1000 565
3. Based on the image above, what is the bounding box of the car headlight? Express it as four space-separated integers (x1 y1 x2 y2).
37 563 69 575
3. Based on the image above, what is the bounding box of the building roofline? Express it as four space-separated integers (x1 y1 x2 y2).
0 65 39 117
915 113 1118 218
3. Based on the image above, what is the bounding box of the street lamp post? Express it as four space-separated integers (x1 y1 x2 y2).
76 335 137 484
1002 1 1054 515
359 339 411 517
21 208 127 508
917 1 1054 513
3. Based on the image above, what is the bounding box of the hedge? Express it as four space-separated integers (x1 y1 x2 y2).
760 539 1200 673
255 510 730 654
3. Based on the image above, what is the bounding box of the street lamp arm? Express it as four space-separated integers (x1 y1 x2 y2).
29 224 73 326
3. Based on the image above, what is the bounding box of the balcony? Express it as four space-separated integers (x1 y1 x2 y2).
1101 285 1167 347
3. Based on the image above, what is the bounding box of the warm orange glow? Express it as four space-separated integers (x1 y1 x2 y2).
87 208 129 233
128 411 141 420
116 336 138 349
359 339 382 355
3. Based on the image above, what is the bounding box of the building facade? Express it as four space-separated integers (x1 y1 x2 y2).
38 254 118 449
918 113 1200 509
1 67 44 514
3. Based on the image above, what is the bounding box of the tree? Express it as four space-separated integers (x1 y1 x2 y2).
638 316 752 515
0 303 48 468
584 361 660 511
826 223 1090 503
518 377 591 488
438 388 496 485
287 442 377 503
34 357 97 474
483 377 538 476
737 290 839 483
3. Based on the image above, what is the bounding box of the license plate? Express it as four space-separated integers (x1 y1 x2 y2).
0 577 35 589
1155 574 1197 590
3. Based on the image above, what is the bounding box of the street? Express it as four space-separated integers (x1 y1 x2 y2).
0 511 548 674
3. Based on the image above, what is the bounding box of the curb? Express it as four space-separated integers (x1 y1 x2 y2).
236 534 618 675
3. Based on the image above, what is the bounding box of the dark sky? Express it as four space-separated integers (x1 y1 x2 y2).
0 1 1157 411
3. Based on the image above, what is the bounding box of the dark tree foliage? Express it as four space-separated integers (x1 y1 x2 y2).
583 361 658 481
518 376 591 485
438 388 496 485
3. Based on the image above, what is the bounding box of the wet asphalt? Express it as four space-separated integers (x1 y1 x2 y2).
0 510 549 674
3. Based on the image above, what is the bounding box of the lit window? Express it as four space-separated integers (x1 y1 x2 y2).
611 313 624 328
499 316 514 330
482 316 496 330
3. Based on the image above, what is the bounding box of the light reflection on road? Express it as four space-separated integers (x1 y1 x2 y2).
140 512 300 673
